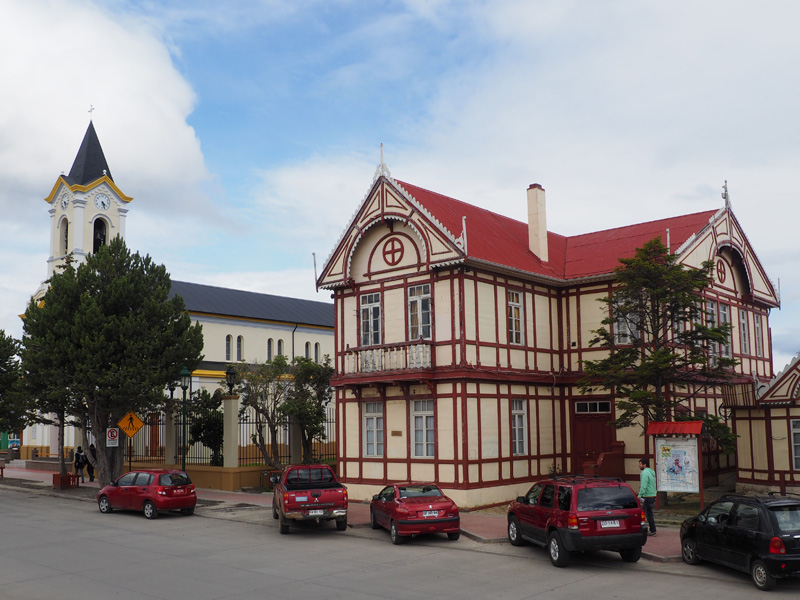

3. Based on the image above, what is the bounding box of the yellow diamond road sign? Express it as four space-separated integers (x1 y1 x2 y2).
118 412 145 438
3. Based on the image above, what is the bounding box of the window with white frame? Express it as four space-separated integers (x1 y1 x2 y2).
225 335 232 361
361 292 381 346
705 300 719 365
719 303 732 358
412 400 435 458
236 335 244 361
408 284 432 340
363 402 384 457
754 314 764 358
507 290 523 345
793 420 800 471
511 400 527 455
614 312 639 345
739 310 749 355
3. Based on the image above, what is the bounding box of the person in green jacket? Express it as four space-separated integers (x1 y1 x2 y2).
638 458 657 536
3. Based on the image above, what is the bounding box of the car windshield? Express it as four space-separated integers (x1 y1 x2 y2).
576 486 638 511
771 505 800 533
159 472 191 486
399 485 443 498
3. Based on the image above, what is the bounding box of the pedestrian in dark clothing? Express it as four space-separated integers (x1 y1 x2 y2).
87 444 97 482
74 446 87 483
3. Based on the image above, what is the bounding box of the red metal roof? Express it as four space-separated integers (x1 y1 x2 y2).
395 180 718 281
646 421 703 436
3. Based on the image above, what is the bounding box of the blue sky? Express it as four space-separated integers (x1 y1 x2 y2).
1 0 799 369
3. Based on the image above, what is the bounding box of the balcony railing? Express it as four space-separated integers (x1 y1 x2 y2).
343 341 432 374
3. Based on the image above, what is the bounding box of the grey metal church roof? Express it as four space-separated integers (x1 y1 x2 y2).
64 122 113 186
170 280 334 329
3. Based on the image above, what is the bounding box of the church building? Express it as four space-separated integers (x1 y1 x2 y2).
317 161 781 507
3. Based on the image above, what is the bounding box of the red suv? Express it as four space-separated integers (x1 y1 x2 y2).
507 475 647 567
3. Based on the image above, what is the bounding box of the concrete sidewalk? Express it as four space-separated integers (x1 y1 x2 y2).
1 465 683 562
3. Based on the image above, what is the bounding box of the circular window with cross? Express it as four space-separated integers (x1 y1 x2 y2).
382 238 404 266
716 259 727 284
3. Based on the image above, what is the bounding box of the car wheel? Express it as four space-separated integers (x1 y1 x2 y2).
180 507 195 516
98 495 113 514
508 516 525 546
548 531 570 567
390 521 405 545
620 546 642 563
279 514 290 535
370 508 380 530
143 500 158 520
447 531 461 541
681 538 701 565
336 517 348 531
272 505 279 520
751 559 776 591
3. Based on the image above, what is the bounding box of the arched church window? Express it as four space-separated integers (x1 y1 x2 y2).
267 338 273 361
305 342 311 359
62 218 69 256
225 335 232 361
93 219 107 253
237 335 244 361
315 343 320 363
277 339 284 356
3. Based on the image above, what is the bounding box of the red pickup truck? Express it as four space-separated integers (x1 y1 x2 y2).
271 465 348 534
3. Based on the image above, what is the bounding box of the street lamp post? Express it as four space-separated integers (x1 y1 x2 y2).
225 365 236 395
179 367 191 472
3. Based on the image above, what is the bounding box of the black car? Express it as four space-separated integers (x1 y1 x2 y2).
680 493 800 591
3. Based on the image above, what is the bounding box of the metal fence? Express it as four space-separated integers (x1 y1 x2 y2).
120 405 336 468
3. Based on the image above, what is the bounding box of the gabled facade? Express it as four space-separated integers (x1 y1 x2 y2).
318 164 780 507
726 353 800 494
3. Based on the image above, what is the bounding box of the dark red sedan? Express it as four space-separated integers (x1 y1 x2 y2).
97 469 196 519
370 482 460 544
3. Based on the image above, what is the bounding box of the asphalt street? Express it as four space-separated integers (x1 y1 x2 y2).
1 485 798 599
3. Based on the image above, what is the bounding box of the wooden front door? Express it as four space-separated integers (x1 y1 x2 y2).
572 400 615 467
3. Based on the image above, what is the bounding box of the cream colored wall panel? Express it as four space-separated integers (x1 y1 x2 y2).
383 288 405 344
479 346 496 367
535 294 552 349
481 401 499 459
362 461 384 481
467 399 479 460
737 427 753 469
771 420 790 471
751 421 768 471
410 462 435 482
580 292 606 340
478 284 497 342
434 283 452 342
344 461 360 480
464 282 476 339
386 400 408 458
387 462 407 481
481 462 499 482
538 401 554 454
345 403 361 457
438 463 455 484
469 463 479 482
509 348 526 369
436 345 454 369
513 459 529 479
502 461 510 480
437 398 455 460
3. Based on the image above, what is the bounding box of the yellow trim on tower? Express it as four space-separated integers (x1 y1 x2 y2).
44 175 133 204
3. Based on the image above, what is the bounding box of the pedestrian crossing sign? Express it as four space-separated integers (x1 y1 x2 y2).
118 412 144 437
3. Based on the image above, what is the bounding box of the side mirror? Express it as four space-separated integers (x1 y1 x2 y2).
270 475 279 484
372 494 379 501
516 496 525 504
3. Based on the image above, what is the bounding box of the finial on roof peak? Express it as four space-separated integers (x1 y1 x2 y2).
88 105 95 121
373 142 392 181
721 179 730 210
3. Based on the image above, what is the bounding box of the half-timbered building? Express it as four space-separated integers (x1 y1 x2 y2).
317 162 780 507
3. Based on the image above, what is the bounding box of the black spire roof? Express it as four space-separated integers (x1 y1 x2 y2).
65 122 113 185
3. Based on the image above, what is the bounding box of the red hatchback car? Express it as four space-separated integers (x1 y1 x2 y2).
97 469 197 519
370 482 460 544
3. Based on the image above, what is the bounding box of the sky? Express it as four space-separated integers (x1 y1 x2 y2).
1 0 799 370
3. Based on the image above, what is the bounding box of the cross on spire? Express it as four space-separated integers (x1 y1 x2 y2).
88 105 95 121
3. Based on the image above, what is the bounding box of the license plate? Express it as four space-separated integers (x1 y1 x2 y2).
308 509 324 516
174 488 185 494
295 496 308 502
422 510 438 518
600 520 620 528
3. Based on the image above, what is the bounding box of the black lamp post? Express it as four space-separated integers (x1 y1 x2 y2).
225 365 236 396
179 367 191 472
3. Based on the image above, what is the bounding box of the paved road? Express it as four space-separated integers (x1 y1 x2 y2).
1 486 798 599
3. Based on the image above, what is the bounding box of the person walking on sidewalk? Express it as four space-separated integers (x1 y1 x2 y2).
638 458 657 536
74 446 87 483
86 444 97 482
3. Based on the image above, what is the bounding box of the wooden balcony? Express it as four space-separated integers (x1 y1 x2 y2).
343 341 432 374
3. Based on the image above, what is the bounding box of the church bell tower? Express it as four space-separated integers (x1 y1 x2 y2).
36 122 132 299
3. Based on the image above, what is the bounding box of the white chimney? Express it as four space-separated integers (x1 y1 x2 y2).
527 183 548 262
